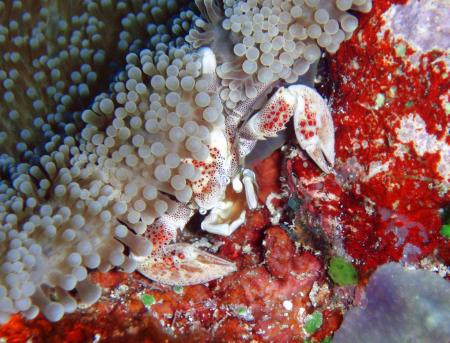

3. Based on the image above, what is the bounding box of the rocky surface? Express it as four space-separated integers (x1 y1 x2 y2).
1 0 448 341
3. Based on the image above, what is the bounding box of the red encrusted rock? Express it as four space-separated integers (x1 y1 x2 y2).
0 168 328 343
287 0 449 277
264 226 295 279
217 208 269 268
245 207 270 231
312 309 343 342
333 0 449 270
213 318 251 342
217 255 322 341
254 150 283 203
89 270 128 289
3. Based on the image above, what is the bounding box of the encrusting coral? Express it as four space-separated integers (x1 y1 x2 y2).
0 0 371 324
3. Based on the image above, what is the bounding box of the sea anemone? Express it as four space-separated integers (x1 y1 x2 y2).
188 0 372 109
0 0 370 324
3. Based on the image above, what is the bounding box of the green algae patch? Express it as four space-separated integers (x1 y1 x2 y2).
395 43 406 57
140 294 156 307
304 311 323 335
173 285 184 294
388 86 397 98
445 102 450 115
405 100 414 108
237 306 248 316
328 257 358 286
440 224 450 239
374 93 385 109
235 305 254 321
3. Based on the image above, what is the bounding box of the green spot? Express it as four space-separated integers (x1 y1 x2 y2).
442 73 448 79
440 224 450 239
374 93 385 109
304 311 323 335
236 306 249 317
350 59 360 70
140 294 155 307
395 43 406 57
322 337 332 343
388 86 397 98
288 196 301 210
444 102 450 115
328 256 358 286
405 100 414 108
173 285 184 294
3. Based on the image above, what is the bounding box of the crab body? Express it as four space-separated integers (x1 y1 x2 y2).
135 47 335 286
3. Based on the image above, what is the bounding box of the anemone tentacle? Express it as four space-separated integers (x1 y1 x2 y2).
0 0 371 323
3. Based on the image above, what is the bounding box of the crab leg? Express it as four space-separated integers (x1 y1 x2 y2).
241 169 258 210
135 203 236 286
238 85 335 173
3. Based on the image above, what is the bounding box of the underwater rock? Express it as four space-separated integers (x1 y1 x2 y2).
381 0 450 68
287 0 449 276
333 263 450 343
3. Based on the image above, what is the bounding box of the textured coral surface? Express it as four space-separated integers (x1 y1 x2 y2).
333 263 450 343
288 0 449 276
0 215 324 342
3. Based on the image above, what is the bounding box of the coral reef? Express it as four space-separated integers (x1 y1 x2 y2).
286 0 449 277
0 0 448 342
0 207 331 342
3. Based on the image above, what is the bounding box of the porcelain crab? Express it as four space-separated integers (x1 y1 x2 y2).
134 47 335 286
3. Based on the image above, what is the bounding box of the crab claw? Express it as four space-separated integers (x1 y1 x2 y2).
289 85 335 173
237 85 335 173
239 87 296 141
137 243 237 286
136 203 236 285
235 87 296 163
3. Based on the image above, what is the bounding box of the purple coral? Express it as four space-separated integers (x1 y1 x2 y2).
333 263 450 343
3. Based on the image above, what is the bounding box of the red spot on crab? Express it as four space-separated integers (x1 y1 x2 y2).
261 99 293 132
